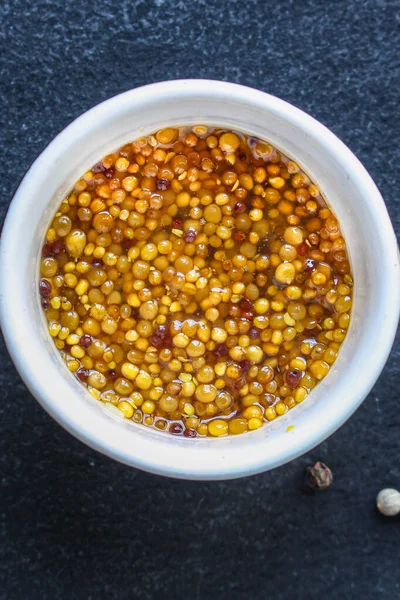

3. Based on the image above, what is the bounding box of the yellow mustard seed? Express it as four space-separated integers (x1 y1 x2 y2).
118 401 134 419
265 407 277 421
310 360 330 380
219 133 240 153
275 262 295 285
67 359 80 373
295 387 308 403
121 363 139 381
248 417 263 431
208 419 229 437
142 400 156 414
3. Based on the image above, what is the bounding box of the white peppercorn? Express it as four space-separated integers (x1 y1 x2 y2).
376 488 400 517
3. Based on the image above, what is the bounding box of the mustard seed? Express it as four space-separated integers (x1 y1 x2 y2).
184 428 197 438
156 178 170 190
79 334 92 349
169 423 184 435
39 279 52 297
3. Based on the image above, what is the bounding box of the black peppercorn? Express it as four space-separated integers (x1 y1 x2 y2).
306 461 333 491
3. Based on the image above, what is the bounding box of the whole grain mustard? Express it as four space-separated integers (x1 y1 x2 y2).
39 126 353 437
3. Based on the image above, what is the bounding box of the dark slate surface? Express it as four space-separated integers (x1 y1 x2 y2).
1 0 399 598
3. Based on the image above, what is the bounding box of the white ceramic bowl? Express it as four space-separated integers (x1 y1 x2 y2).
1 80 399 480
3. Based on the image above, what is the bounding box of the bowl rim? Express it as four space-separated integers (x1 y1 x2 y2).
1 79 399 480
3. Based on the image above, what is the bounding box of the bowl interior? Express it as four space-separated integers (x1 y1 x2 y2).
1 80 398 479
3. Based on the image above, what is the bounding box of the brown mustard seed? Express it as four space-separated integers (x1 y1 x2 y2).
39 126 353 438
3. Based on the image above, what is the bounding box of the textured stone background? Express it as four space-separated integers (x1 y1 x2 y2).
1 0 399 598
